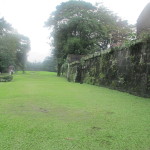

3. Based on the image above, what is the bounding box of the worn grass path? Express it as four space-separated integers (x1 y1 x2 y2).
0 71 150 150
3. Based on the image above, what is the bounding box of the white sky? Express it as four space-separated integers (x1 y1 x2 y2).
0 0 149 62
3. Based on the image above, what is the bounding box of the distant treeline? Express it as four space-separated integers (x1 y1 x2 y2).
26 56 57 72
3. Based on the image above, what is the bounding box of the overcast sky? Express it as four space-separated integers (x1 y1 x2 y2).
0 0 149 62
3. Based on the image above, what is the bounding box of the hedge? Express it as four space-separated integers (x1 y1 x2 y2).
0 75 13 82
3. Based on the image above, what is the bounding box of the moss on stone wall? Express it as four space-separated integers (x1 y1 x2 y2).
64 38 150 97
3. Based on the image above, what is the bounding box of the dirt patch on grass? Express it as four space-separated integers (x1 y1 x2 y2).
65 137 74 141
7 103 94 122
39 107 49 113
91 126 101 130
106 111 114 115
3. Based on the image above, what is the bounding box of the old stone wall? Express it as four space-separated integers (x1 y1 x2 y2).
66 38 150 97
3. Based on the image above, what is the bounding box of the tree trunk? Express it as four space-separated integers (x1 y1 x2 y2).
57 63 62 76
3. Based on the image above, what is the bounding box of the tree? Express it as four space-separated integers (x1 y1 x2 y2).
16 34 30 73
0 34 19 72
45 0 133 76
0 18 13 36
0 18 16 72
0 17 30 73
26 56 57 72
42 56 57 72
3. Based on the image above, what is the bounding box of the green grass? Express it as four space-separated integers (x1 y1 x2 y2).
0 71 150 150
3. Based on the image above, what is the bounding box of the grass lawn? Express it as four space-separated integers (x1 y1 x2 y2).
0 71 150 150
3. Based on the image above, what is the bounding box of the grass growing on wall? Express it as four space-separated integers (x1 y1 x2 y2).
0 71 150 150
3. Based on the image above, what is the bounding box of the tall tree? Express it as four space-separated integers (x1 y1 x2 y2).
42 56 57 72
16 35 30 73
0 34 19 72
46 0 133 76
0 18 30 73
0 18 13 35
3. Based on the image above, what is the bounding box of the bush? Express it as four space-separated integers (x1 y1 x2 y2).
0 75 13 82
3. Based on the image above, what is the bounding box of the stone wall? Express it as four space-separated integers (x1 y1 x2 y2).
65 38 150 97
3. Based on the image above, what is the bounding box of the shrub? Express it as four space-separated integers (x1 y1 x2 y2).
0 75 13 82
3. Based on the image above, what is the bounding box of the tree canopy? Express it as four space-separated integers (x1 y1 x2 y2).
26 56 57 72
0 18 30 73
45 0 133 76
